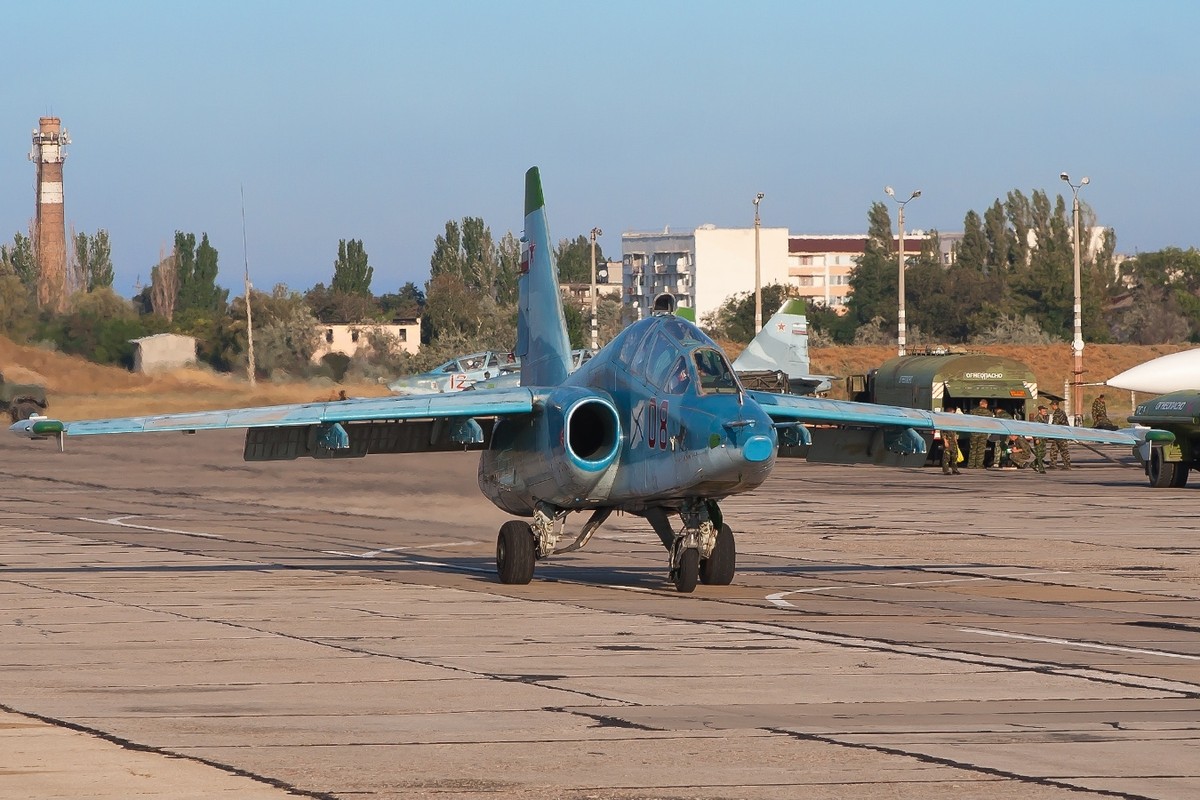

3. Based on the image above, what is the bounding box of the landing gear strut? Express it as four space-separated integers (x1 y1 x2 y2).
648 501 737 593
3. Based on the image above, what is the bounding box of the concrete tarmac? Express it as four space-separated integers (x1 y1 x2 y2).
1 430 1197 799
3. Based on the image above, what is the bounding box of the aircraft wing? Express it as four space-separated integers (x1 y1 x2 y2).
16 388 536 437
747 390 1174 446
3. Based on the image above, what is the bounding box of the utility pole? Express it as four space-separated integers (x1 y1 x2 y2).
589 227 602 351
753 193 764 332
884 185 921 357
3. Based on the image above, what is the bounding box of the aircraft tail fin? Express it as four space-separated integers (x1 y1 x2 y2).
516 167 572 387
732 299 833 394
733 299 813 378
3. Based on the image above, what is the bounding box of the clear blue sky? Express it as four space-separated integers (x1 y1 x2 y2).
3 1 1198 297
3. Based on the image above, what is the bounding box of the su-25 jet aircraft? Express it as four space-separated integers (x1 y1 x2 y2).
10 168 1177 592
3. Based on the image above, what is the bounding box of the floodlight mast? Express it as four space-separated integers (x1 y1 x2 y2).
1061 172 1091 425
884 186 921 357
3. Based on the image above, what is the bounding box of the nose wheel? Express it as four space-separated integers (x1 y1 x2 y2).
671 545 699 593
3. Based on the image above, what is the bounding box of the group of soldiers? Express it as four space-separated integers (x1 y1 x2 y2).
940 398 1073 475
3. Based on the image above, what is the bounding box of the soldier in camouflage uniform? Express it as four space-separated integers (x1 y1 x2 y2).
1091 393 1117 430
1047 400 1072 470
941 407 961 475
1031 404 1048 473
967 398 992 469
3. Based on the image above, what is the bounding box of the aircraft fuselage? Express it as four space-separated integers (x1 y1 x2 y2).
478 314 777 516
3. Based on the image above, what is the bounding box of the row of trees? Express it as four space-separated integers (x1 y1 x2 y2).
5 188 1195 383
708 189 1199 348
0 216 622 381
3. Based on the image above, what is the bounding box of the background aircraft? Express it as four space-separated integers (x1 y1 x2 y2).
387 350 519 395
1109 349 1200 488
731 299 834 394
388 349 595 395
1107 348 1200 394
9 168 1176 592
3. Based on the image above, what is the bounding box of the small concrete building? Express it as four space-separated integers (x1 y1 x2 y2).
129 333 198 373
312 320 421 363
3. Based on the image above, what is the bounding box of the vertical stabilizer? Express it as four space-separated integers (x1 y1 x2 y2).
733 299 812 378
516 167 572 387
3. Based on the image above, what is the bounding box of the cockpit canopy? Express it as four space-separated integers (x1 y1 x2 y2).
610 315 741 396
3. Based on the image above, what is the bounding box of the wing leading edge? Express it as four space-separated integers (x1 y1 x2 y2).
748 390 1174 447
55 387 537 437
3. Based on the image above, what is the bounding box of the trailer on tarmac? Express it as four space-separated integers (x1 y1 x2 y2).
846 351 1039 466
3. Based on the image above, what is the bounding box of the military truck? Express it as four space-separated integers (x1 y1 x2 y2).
0 372 50 423
846 351 1039 465
1128 391 1199 488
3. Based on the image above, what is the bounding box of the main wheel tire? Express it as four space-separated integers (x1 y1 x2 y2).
496 520 535 584
1148 448 1178 488
672 547 699 593
1171 464 1190 488
699 524 736 586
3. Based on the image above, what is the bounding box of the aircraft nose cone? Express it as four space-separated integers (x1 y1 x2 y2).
742 434 774 463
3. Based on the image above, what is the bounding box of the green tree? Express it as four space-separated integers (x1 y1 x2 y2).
74 229 114 291
955 210 988 272
332 238 374 295
379 281 426 319
0 232 38 290
702 283 799 344
556 235 607 284
40 288 166 366
983 200 1012 276
305 281 381 323
0 274 36 341
846 202 896 330
241 284 321 377
175 231 227 314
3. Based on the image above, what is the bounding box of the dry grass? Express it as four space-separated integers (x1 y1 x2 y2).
1 337 390 421
725 339 1192 420
3 335 1191 423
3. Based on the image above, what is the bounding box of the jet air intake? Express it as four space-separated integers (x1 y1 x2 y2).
479 387 622 515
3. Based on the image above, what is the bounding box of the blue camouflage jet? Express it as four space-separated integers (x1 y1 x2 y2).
11 168 1176 592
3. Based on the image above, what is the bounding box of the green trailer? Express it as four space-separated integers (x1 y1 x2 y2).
847 352 1039 465
1127 390 1200 488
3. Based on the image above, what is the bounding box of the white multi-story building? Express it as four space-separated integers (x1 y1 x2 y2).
622 226 953 321
622 225 791 322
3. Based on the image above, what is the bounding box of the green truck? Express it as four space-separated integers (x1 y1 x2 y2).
847 351 1039 466
1127 391 1199 488
0 372 50 423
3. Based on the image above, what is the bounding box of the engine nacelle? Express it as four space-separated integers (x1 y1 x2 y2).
478 387 622 515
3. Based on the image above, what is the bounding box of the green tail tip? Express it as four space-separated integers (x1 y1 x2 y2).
524 167 544 216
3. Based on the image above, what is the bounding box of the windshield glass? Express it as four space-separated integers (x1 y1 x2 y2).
693 348 739 395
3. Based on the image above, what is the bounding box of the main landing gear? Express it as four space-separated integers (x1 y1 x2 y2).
493 499 737 593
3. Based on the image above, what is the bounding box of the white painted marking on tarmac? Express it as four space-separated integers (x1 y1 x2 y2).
959 627 1200 661
322 542 476 558
725 620 1200 695
767 571 1068 607
79 516 228 540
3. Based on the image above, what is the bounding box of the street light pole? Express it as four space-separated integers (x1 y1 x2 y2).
753 192 764 332
884 186 921 357
589 227 602 351
1061 172 1090 426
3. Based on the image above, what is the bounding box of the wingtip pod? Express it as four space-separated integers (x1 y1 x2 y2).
9 416 65 439
524 166 545 218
